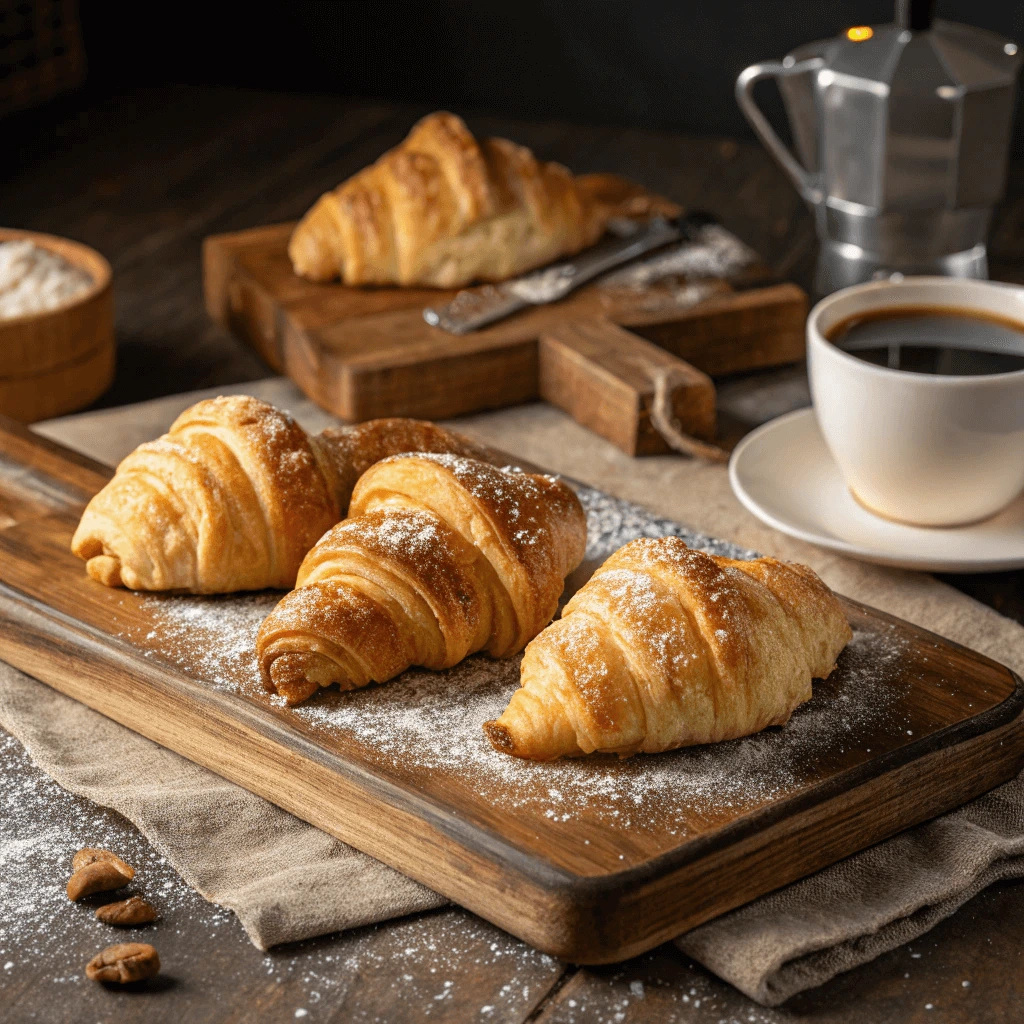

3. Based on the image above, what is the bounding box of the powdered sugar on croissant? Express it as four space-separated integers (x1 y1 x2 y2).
256 453 587 705
71 396 493 594
484 537 852 760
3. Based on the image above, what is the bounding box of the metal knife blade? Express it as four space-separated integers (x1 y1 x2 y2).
423 216 684 335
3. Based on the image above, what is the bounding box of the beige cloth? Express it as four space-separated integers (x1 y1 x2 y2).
0 665 445 950
678 775 1024 1005
14 378 1023 1004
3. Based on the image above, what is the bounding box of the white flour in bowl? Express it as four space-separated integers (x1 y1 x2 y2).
0 239 93 319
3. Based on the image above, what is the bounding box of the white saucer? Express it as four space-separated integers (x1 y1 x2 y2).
728 408 1024 573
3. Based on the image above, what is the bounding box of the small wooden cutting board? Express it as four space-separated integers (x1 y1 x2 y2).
1 417 1021 964
203 223 808 454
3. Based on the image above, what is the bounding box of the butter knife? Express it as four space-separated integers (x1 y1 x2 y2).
423 215 699 335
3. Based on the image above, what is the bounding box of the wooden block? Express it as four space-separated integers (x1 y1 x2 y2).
202 225 459 377
610 282 810 376
202 225 810 426
539 318 716 456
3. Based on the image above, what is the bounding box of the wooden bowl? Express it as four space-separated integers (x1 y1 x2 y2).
0 228 114 423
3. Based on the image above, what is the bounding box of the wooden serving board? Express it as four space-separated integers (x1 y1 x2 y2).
203 223 808 453
1 416 1023 964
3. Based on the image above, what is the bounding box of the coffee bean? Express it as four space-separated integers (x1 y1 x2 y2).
95 897 157 927
66 860 133 901
72 848 135 878
85 943 160 984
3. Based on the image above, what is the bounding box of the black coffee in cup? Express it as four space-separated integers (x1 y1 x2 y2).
826 306 1024 376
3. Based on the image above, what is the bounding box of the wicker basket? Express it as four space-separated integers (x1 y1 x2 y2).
0 0 86 118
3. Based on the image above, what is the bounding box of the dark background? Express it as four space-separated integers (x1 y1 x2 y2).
76 0 1024 139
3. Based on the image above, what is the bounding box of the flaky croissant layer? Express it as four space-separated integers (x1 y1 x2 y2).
71 396 493 594
288 111 680 287
484 538 852 760
256 453 587 705
71 396 339 593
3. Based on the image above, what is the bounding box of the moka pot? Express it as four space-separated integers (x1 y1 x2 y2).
736 0 1021 295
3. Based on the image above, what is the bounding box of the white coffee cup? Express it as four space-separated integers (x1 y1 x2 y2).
807 277 1024 528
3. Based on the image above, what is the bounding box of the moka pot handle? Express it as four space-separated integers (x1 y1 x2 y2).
735 59 825 207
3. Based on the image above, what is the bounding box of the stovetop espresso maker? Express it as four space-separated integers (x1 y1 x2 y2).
737 0 1021 295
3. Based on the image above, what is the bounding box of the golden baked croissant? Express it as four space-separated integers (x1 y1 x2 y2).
288 111 681 287
484 538 852 760
256 453 587 705
71 396 492 594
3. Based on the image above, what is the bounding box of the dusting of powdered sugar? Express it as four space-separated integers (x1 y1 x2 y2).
1 728 558 1006
280 626 910 835
138 592 275 690
599 224 759 289
575 485 754 563
127 485 915 839
0 730 235 978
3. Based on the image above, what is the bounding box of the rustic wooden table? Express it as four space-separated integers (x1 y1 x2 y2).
2 86 1023 1024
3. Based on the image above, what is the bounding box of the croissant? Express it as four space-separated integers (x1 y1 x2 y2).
484 538 852 760
71 396 493 593
288 111 680 287
256 453 587 705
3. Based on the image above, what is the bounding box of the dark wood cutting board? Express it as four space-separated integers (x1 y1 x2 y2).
1 416 1022 964
202 223 808 454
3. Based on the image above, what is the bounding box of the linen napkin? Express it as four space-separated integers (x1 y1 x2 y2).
0 663 445 951
11 379 1023 1006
